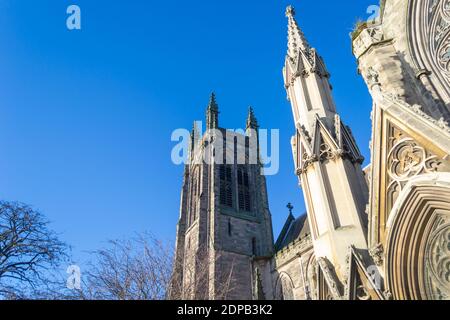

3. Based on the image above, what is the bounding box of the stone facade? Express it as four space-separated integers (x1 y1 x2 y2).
172 1 450 300
351 0 450 300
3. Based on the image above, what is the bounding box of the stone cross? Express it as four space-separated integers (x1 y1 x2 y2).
287 203 294 215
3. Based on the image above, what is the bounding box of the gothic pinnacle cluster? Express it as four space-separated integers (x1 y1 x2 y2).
204 93 259 133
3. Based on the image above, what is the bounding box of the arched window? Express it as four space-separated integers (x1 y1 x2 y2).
276 274 295 300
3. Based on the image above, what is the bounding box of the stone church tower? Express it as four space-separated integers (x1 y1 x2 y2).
171 94 274 300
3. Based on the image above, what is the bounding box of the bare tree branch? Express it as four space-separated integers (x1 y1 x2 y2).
73 233 173 300
0 201 69 299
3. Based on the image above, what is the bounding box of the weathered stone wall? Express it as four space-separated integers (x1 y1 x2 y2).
271 237 314 300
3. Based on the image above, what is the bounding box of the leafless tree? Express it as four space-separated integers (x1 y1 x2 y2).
0 201 68 299
73 233 173 300
0 200 238 301
72 235 236 301
168 247 237 300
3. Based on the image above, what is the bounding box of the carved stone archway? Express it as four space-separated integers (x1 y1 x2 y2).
386 173 450 300
408 0 450 106
275 273 295 300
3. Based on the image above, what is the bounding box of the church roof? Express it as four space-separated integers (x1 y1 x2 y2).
275 213 310 252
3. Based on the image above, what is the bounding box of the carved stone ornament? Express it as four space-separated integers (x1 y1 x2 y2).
388 136 446 189
424 215 450 300
356 285 371 301
430 0 450 79
317 257 343 300
319 143 335 161
369 243 384 267
383 92 450 134
352 25 384 59
409 0 450 101
301 153 319 173
366 67 380 89
386 126 449 214
385 177 450 300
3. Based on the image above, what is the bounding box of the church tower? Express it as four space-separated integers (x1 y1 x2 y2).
171 94 274 300
283 6 369 288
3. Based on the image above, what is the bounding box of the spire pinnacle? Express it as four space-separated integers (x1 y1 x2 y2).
286 5 311 62
206 92 219 129
285 5 295 17
190 121 200 145
189 121 200 160
246 106 259 131
208 92 218 112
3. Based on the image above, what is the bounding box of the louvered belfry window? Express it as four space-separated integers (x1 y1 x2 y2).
238 166 251 212
220 165 233 208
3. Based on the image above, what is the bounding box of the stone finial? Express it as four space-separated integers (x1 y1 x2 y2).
208 92 218 111
189 121 201 161
246 106 259 130
286 5 295 17
206 92 219 129
285 5 311 62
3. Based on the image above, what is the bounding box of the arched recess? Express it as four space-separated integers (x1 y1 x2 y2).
304 254 317 300
275 272 295 300
386 173 450 300
408 0 450 106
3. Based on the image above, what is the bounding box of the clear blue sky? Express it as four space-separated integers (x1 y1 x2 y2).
0 0 375 264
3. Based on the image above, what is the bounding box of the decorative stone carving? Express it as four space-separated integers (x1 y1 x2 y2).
424 215 450 300
369 243 384 266
431 1 450 79
301 153 319 173
352 25 384 59
386 125 450 215
409 0 450 102
385 177 450 300
317 257 343 300
389 138 446 187
356 285 371 301
302 256 317 300
319 143 335 161
366 67 380 89
299 125 312 144
383 290 393 300
383 92 450 133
